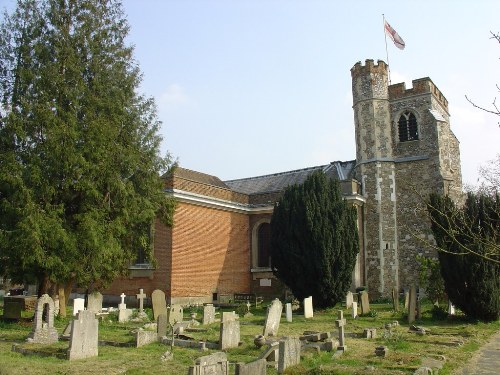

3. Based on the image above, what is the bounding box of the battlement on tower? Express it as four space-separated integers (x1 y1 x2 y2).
389 78 448 112
351 59 388 78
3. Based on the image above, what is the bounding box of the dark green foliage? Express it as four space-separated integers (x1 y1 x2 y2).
416 255 446 304
0 0 175 291
428 193 500 321
270 171 359 308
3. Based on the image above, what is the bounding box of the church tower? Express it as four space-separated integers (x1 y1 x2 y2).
351 59 463 298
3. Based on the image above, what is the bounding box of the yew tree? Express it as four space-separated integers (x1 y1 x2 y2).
0 0 175 297
270 171 359 308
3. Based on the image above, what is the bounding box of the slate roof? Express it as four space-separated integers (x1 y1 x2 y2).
224 160 356 195
172 167 230 189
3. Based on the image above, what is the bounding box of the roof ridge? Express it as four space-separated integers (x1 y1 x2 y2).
224 164 330 183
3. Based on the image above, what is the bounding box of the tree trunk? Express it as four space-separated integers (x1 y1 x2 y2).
58 284 67 318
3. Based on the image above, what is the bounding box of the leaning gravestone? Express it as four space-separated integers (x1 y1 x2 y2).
278 337 301 374
219 319 240 350
263 298 283 336
408 286 417 324
167 304 183 324
360 291 370 315
151 289 167 320
188 352 229 375
235 359 266 375
303 296 313 319
68 310 98 360
285 303 293 322
73 297 85 316
202 304 216 325
346 291 353 309
87 292 103 314
27 294 59 344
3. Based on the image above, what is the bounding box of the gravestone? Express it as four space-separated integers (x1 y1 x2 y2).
118 293 132 322
352 302 358 318
151 289 167 320
404 290 409 309
202 304 216 325
235 359 266 375
303 296 313 319
346 291 353 309
360 291 370 315
188 352 229 375
157 313 169 337
263 298 283 336
68 310 98 360
285 302 293 322
408 286 417 324
27 294 59 344
118 292 127 310
54 296 60 317
87 292 103 314
219 319 240 350
278 337 301 374
392 288 399 312
167 304 183 324
2 300 22 320
136 288 147 318
222 311 237 323
335 310 347 351
448 301 455 315
73 298 85 316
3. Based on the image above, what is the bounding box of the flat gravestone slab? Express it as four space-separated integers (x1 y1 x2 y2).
202 304 216 325
73 298 85 316
263 299 283 337
151 289 167 320
303 296 313 319
219 319 240 350
278 337 301 374
235 359 266 375
68 310 98 360
87 292 103 313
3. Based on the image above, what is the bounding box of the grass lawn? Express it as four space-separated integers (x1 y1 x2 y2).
0 298 499 374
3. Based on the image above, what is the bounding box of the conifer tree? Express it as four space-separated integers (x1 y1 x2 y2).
0 0 175 296
270 171 359 308
428 193 500 321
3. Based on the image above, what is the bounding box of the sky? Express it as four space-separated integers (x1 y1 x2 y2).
1 0 499 187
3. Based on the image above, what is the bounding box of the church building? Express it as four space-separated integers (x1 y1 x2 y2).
104 59 462 303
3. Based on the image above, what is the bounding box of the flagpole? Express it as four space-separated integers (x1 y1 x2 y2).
382 14 391 84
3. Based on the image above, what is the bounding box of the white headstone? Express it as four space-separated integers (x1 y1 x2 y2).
448 301 455 315
136 289 147 317
73 298 85 316
118 293 127 310
263 299 283 336
346 291 353 309
352 301 358 318
303 296 313 319
285 303 292 322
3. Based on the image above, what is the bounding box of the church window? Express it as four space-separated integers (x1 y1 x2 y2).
257 223 271 268
398 111 418 142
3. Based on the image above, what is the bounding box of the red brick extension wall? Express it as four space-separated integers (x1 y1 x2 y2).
170 202 251 302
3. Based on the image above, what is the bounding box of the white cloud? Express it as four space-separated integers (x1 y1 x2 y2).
158 84 190 111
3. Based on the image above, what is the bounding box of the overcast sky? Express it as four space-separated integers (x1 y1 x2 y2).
2 0 499 187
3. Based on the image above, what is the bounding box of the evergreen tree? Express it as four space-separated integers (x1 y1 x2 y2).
428 193 500 321
270 171 359 308
0 0 175 295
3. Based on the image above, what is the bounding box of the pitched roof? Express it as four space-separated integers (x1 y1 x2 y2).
172 167 230 189
224 160 356 195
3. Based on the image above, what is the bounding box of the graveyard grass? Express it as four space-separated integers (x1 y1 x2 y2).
0 297 499 375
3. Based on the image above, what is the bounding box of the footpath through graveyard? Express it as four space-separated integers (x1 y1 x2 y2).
455 330 500 375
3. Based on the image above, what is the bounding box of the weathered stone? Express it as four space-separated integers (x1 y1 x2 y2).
346 291 353 309
263 299 283 336
278 337 301 374
157 313 169 337
3 300 22 320
363 328 377 339
27 294 58 344
414 367 433 375
285 302 292 322
408 286 417 324
188 352 229 375
68 310 98 360
404 291 409 309
219 319 240 350
167 304 183 324
335 310 347 351
221 311 237 323
392 288 399 312
135 329 158 348
202 304 216 325
235 359 267 375
118 308 132 323
303 296 313 319
258 341 279 365
375 345 388 357
352 301 358 318
136 289 147 318
118 292 127 310
73 298 85 316
151 289 167 320
360 291 370 315
87 292 103 314
448 301 455 315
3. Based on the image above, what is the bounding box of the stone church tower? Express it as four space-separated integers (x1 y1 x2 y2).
351 59 462 298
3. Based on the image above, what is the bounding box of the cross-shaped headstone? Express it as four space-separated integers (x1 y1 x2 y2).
136 289 146 314
120 293 126 304
246 301 251 313
118 293 126 310
335 310 347 351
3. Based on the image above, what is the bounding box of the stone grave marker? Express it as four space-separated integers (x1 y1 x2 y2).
303 296 313 319
222 311 237 323
448 301 455 315
263 298 283 336
136 288 147 318
73 297 85 316
68 310 98 360
151 289 167 320
346 291 353 309
392 288 399 312
27 294 59 344
202 304 216 325
408 286 417 324
87 292 103 314
188 352 229 375
404 290 409 309
335 310 347 351
118 293 132 322
360 291 370 315
352 301 358 318
285 302 293 322
167 304 183 324
157 313 169 337
278 337 301 374
54 296 60 317
219 319 240 350
2 300 22 320
235 359 266 375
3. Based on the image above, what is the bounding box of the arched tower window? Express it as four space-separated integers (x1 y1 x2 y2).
398 111 418 142
257 223 271 268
